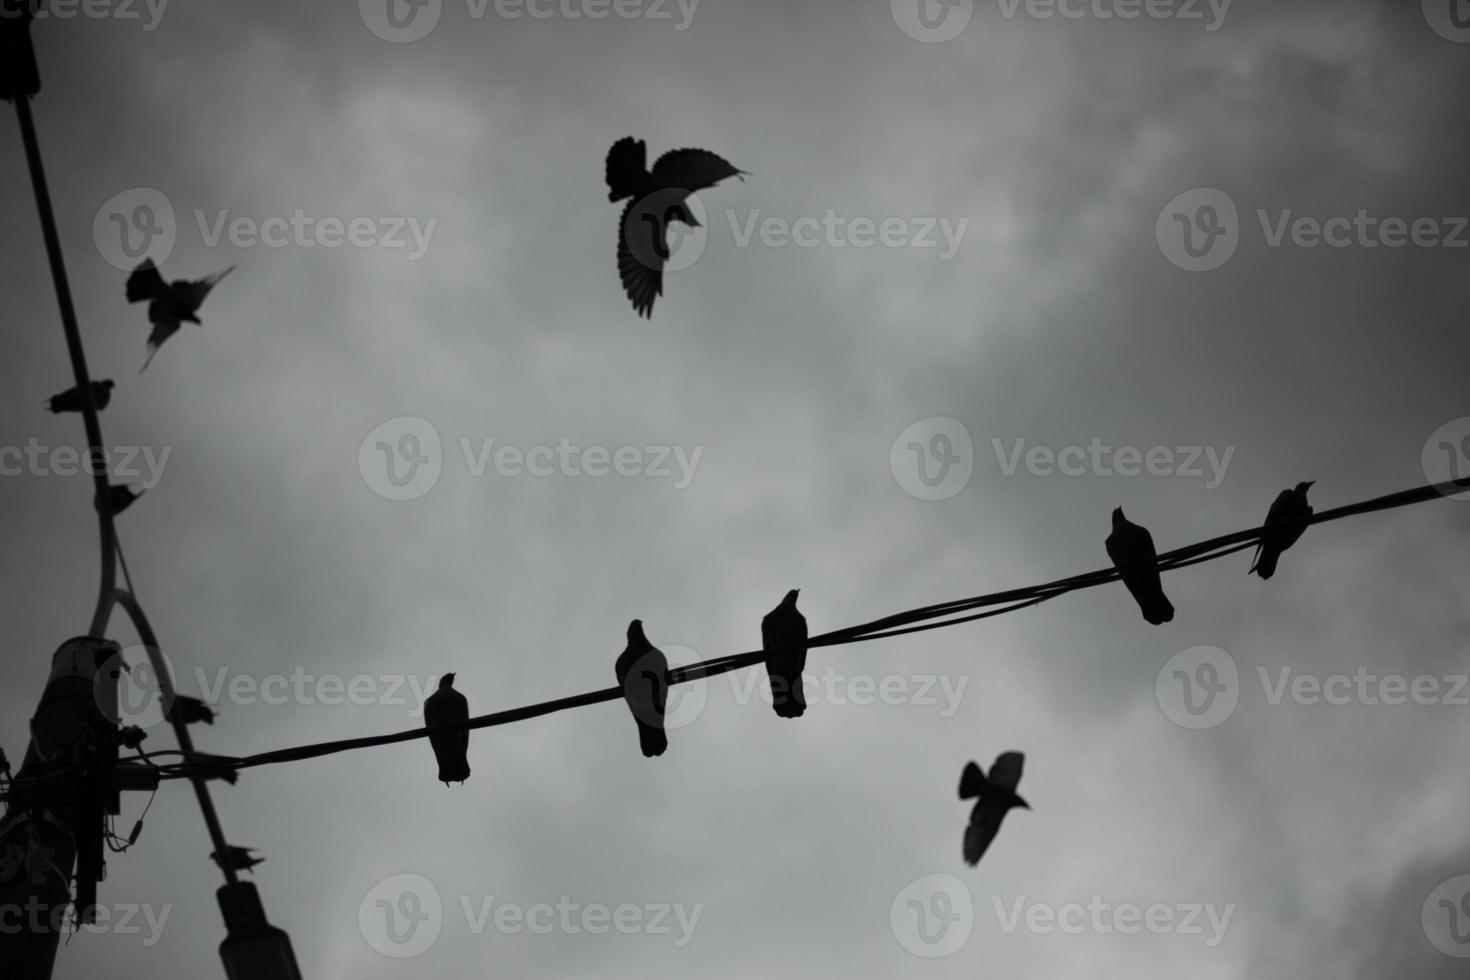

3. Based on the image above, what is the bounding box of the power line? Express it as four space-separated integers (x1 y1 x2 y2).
151 476 1469 783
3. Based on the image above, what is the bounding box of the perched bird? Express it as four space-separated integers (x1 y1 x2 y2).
1250 482 1315 580
424 673 471 785
762 589 808 718
98 484 144 516
605 136 746 318
125 258 234 372
615 619 668 757
211 845 263 874
958 752 1030 867
45 379 114 414
1105 507 1174 625
188 752 239 785
165 695 217 726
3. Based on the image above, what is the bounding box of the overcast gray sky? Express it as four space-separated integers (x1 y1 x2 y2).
3 0 1470 976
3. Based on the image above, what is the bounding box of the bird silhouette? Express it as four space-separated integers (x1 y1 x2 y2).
424 673 471 785
126 258 233 372
1250 482 1314 580
210 846 263 874
166 695 216 726
615 619 668 757
98 484 144 516
45 379 113 414
762 589 808 718
1105 507 1174 625
606 136 746 318
959 752 1030 866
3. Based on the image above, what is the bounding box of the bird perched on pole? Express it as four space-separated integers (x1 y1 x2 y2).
165 695 217 726
1250 482 1314 580
1105 507 1174 625
615 619 669 757
125 258 234 372
98 484 144 516
605 136 746 318
424 674 471 785
958 752 1030 867
762 589 808 718
45 379 113 414
211 846 264 874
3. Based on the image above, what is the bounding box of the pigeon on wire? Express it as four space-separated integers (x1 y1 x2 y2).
605 136 746 318
45 379 114 414
424 673 471 785
98 484 144 516
166 695 217 726
126 258 234 372
1249 482 1314 580
1105 507 1174 625
211 845 264 874
615 619 669 757
762 589 808 718
958 752 1030 867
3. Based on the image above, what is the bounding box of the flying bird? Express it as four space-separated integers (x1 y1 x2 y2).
959 752 1030 867
605 136 746 318
762 589 808 718
166 695 216 726
98 484 144 516
615 619 668 757
45 379 114 414
210 845 264 874
1250 482 1315 580
424 673 471 785
126 258 234 372
1105 507 1174 625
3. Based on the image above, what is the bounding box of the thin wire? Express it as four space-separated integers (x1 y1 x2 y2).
154 476 1470 782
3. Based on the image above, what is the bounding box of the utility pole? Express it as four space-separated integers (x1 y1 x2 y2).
2 8 302 977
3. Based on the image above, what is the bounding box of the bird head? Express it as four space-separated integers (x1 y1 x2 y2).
782 588 800 606
440 672 456 688
101 379 116 390
628 619 647 643
1295 481 1315 495
1014 794 1032 811
668 201 701 228
1111 507 1126 526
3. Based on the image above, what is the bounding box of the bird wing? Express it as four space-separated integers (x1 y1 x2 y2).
964 800 1007 866
126 259 167 303
605 136 648 201
180 266 234 311
958 761 985 799
651 148 745 192
987 751 1024 793
617 198 664 318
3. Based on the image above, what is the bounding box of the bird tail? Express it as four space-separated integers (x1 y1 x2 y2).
958 761 986 799
637 722 667 758
43 398 60 414
606 136 647 203
1251 548 1279 580
438 762 471 785
1143 593 1175 625
139 345 159 374
771 691 806 719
